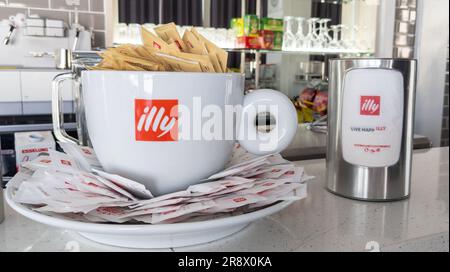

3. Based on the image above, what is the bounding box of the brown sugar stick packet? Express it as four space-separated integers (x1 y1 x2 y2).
93 53 121 70
165 41 182 53
104 51 164 71
182 30 208 55
134 46 173 70
114 44 143 58
141 26 171 51
174 52 215 73
153 22 187 52
154 52 203 72
121 61 147 71
191 28 228 72
182 30 221 73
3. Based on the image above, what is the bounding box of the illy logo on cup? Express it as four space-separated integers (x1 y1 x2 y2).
135 99 179 142
360 96 381 116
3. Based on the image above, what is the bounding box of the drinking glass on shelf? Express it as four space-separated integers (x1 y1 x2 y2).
143 23 156 33
318 19 332 48
206 27 216 44
304 18 319 49
282 16 296 51
313 18 327 49
196 27 206 39
226 28 237 48
357 26 370 52
128 23 142 44
294 17 305 50
340 25 353 50
115 23 128 44
217 28 228 48
349 26 359 51
328 25 341 50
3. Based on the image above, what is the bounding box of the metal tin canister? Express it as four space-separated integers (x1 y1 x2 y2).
326 58 417 201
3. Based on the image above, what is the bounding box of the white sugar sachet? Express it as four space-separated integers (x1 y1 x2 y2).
201 194 265 214
187 176 253 194
151 201 215 224
86 207 133 223
59 142 103 171
93 169 153 199
10 143 312 224
21 150 79 173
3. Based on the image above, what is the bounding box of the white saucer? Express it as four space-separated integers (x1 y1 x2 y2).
5 183 294 249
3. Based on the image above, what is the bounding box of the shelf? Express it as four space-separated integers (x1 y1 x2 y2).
222 48 374 56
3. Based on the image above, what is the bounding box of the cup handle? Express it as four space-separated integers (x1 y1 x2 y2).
52 72 79 144
237 89 298 155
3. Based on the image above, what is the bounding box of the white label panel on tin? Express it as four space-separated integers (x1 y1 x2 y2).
341 68 404 168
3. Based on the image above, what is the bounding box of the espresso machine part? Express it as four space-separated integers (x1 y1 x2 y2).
1 146 4 224
327 58 417 201
54 48 72 70
52 50 102 147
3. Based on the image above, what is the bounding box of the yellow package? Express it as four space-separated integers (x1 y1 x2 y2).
154 22 186 51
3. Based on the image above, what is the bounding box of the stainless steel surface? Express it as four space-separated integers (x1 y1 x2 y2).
1 145 4 224
0 123 77 134
70 51 102 146
306 115 328 134
3 24 15 45
326 58 417 201
54 49 72 70
52 73 79 144
50 51 101 146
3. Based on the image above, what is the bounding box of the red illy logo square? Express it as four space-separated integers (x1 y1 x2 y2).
360 96 381 116
135 99 179 141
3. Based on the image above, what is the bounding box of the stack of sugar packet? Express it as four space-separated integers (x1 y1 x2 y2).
91 22 229 73
7 143 312 224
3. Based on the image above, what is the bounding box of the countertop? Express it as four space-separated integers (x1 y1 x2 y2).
0 147 448 252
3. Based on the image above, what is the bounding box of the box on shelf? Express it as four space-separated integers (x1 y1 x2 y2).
45 19 64 28
260 30 275 50
45 27 65 37
273 31 283 50
237 36 261 49
260 18 283 32
14 131 55 171
26 18 44 27
24 26 45 36
231 18 244 37
243 15 259 37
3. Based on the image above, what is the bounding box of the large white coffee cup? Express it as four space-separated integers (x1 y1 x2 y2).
53 71 297 195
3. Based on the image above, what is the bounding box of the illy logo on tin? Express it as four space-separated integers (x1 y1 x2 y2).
135 99 178 141
360 96 381 116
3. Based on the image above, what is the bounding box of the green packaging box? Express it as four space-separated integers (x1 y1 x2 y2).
244 15 259 37
273 31 283 50
260 17 283 32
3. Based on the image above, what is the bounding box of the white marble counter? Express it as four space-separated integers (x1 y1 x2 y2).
0 147 448 252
